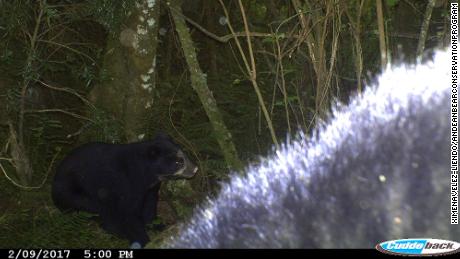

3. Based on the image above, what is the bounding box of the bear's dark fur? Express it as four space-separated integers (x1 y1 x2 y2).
52 133 197 247
169 50 457 248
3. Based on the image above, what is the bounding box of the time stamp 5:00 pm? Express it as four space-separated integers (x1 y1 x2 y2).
6 249 135 259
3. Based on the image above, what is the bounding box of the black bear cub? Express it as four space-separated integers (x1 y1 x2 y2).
51 133 197 248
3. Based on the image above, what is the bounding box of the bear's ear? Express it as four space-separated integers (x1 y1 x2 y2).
154 131 169 140
148 143 162 158
154 132 177 144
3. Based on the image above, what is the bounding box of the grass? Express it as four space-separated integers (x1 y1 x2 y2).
0 177 175 248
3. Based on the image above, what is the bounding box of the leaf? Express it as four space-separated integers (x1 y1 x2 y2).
386 0 399 8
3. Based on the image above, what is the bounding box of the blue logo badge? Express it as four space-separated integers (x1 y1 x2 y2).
376 238 460 256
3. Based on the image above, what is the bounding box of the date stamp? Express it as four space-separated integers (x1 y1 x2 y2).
8 250 71 259
6 250 135 259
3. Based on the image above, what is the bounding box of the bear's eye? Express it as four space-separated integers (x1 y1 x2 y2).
175 158 184 167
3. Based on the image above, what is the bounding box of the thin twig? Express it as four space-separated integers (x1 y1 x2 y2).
238 0 257 81
36 79 95 109
37 39 96 63
168 5 289 43
0 148 60 190
219 0 279 147
24 108 94 122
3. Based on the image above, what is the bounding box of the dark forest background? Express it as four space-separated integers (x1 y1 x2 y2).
0 0 452 248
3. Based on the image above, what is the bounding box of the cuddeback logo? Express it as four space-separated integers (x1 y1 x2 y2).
376 239 460 256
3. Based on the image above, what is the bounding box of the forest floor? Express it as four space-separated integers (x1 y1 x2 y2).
0 176 177 248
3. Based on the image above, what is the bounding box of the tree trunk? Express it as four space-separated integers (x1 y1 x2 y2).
376 0 387 70
416 0 436 58
168 0 242 170
89 0 161 142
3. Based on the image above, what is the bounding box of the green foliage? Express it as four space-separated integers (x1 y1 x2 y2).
0 0 451 249
26 114 63 180
0 0 105 191
248 0 268 23
85 0 136 35
87 107 124 143
0 49 14 65
200 159 230 180
0 207 126 248
78 65 99 88
5 87 21 115
163 180 197 220
274 96 299 107
386 0 400 8
261 33 287 44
